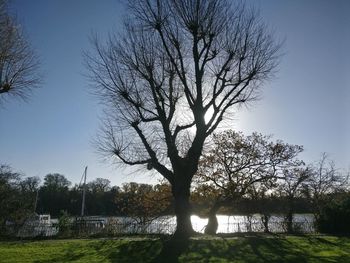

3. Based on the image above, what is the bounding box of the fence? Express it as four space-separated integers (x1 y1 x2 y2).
217 220 315 234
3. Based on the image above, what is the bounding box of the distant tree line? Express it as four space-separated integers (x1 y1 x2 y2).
36 175 173 219
0 168 174 231
1 131 349 236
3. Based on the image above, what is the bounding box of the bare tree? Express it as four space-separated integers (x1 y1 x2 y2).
304 153 348 217
86 0 281 237
0 0 40 103
195 130 303 234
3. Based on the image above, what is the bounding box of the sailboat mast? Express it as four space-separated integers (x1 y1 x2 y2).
81 166 87 217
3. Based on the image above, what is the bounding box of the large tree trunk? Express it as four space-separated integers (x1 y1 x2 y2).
173 194 194 238
172 179 195 238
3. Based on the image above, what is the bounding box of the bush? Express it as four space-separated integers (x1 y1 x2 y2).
315 194 350 235
58 210 71 237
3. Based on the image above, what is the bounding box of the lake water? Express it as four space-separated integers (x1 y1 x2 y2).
189 214 315 233
104 214 315 234
17 213 315 237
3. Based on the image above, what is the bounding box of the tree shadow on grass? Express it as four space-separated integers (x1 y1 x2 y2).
24 235 350 263
245 236 307 263
109 239 162 263
153 234 302 263
33 246 86 263
33 239 161 263
246 235 350 263
181 234 339 263
152 236 190 263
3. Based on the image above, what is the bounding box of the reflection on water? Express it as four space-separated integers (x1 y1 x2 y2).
114 214 315 234
189 214 314 233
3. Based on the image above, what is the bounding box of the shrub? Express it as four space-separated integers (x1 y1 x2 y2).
58 210 71 237
315 194 350 235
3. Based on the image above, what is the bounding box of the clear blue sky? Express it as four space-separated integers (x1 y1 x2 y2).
0 0 349 186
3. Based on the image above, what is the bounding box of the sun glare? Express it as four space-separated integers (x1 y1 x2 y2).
205 106 214 125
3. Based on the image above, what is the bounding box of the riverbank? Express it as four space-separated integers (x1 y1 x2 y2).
0 234 349 262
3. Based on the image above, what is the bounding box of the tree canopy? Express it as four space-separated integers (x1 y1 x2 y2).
194 130 304 234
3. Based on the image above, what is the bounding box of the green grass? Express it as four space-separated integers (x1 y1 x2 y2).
0 235 349 262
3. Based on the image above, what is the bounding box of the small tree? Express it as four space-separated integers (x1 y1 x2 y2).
58 210 71 237
0 0 40 103
277 167 310 233
86 0 281 237
195 130 303 234
304 153 348 218
245 183 277 233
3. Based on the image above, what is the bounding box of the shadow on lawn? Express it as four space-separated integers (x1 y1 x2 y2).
31 235 350 263
245 236 305 263
243 234 349 263
33 239 161 263
180 234 350 263
152 237 190 263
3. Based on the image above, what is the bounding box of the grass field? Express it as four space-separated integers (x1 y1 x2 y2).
0 235 349 263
